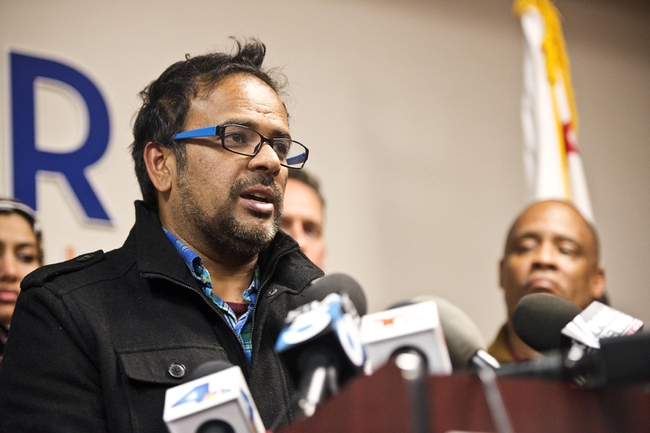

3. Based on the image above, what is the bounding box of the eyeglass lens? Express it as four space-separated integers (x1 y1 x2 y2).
222 125 306 168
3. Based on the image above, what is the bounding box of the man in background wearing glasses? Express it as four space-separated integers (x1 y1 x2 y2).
0 38 323 433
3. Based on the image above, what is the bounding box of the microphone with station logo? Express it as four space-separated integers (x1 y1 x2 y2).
499 293 648 387
360 300 452 375
274 274 366 420
163 361 266 433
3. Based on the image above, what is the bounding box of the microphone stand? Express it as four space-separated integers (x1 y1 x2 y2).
298 364 339 418
297 352 340 419
395 350 430 433
473 356 515 433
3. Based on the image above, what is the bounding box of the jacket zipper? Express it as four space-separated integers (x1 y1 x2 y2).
141 245 300 377
249 246 300 356
141 273 250 370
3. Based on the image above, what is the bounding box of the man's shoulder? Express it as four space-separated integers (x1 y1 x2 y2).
21 248 131 296
248 232 323 304
487 323 516 364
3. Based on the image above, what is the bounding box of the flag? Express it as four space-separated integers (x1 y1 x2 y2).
513 0 594 221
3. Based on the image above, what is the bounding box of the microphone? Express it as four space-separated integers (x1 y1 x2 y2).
362 298 507 433
361 299 448 433
595 332 650 385
299 273 367 316
390 296 499 370
562 298 643 348
422 296 500 370
496 332 650 387
422 296 510 432
513 293 644 352
188 360 233 381
504 293 648 387
360 300 452 375
163 361 266 433
275 274 366 419
513 293 582 352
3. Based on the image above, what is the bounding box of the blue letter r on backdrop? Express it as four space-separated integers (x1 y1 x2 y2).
11 51 111 222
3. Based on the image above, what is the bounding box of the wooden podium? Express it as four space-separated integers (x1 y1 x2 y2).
279 362 650 433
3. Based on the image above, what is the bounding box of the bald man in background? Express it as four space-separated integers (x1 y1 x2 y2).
488 199 606 363
281 169 327 270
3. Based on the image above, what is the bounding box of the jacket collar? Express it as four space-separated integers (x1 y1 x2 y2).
132 201 193 285
130 201 310 292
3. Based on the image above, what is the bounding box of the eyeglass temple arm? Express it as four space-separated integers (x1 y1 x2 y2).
286 152 308 166
173 125 219 140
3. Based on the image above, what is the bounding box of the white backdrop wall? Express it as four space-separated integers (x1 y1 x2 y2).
1 0 648 343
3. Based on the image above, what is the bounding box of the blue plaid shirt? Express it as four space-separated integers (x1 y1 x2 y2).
164 229 258 362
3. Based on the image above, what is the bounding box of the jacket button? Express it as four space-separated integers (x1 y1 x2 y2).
267 288 277 296
76 253 94 262
168 363 186 379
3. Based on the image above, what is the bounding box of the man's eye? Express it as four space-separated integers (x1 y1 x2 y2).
514 239 537 253
226 132 249 144
273 141 290 158
303 223 322 237
558 243 579 256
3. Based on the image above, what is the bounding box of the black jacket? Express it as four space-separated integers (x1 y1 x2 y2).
0 201 324 433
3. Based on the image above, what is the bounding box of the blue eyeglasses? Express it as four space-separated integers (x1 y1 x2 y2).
172 124 309 169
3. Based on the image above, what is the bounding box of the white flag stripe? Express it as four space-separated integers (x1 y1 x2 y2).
567 153 594 222
515 0 595 222
521 9 566 202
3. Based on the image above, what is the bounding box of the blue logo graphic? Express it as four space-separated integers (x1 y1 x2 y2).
173 383 211 407
172 382 233 408
240 390 255 423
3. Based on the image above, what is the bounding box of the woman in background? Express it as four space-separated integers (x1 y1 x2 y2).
0 198 43 361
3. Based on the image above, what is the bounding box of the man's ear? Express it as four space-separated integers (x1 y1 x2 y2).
144 142 175 193
590 266 606 300
498 258 505 290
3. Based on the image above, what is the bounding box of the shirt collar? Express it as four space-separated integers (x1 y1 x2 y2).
162 227 259 298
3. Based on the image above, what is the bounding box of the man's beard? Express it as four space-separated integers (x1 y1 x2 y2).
177 172 283 259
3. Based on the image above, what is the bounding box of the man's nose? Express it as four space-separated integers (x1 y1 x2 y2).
532 242 557 268
248 142 282 176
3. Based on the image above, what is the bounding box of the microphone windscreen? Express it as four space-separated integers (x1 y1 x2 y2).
189 360 234 381
303 273 367 316
404 296 486 368
513 293 581 352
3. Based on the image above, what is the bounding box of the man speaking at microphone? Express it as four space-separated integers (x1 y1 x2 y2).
0 38 323 433
488 200 606 363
